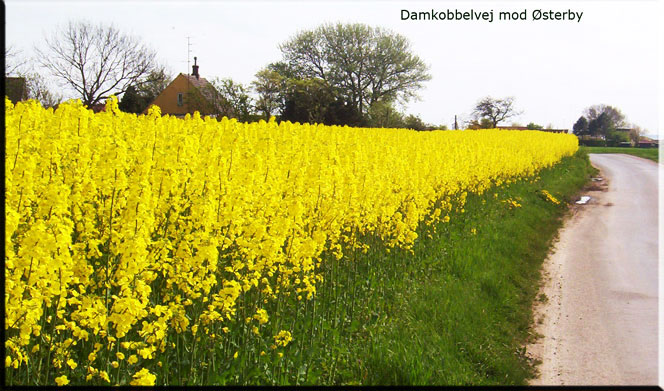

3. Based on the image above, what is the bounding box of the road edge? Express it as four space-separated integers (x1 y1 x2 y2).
525 166 606 385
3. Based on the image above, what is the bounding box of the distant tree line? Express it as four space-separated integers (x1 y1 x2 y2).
36 21 438 129
572 105 645 146
14 20 542 132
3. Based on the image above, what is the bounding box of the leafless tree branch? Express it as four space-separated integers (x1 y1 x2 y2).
5 46 28 76
37 21 157 106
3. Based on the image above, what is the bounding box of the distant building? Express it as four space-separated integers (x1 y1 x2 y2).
496 125 530 131
6 77 28 103
89 102 107 113
144 57 221 117
638 136 659 148
496 126 568 134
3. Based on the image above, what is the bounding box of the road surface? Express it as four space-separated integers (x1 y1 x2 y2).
528 153 658 385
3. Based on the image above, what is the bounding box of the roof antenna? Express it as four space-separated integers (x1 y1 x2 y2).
186 36 193 75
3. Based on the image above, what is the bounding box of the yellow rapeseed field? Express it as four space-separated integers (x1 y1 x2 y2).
4 97 578 385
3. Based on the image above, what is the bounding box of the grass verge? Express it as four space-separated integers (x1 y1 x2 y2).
581 146 659 162
208 150 595 385
322 149 596 385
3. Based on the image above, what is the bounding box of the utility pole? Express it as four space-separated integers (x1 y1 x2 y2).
454 115 458 130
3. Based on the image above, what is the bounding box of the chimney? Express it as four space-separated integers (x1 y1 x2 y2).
192 56 199 79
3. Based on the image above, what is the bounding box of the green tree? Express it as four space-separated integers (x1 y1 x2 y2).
119 69 171 114
190 78 253 121
471 96 522 128
118 85 143 113
572 116 589 136
139 68 171 102
404 114 427 131
575 105 626 143
606 129 630 146
526 122 543 130
281 78 337 125
588 112 614 138
367 100 405 128
252 68 285 119
214 78 253 121
584 104 625 130
467 118 494 129
280 23 431 118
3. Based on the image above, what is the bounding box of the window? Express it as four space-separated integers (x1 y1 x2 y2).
177 93 183 107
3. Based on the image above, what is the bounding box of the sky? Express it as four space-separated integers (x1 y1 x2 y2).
4 0 661 137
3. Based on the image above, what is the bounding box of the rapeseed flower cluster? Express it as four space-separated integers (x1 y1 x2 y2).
539 190 561 205
4 97 577 385
502 197 523 209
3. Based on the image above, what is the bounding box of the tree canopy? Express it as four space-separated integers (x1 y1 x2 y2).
572 116 589 136
119 68 171 114
279 23 431 117
188 78 254 122
251 68 285 120
584 104 625 130
471 97 521 128
574 105 632 146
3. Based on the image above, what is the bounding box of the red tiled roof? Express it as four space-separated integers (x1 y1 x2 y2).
182 74 211 89
496 126 529 130
180 74 222 111
496 126 568 133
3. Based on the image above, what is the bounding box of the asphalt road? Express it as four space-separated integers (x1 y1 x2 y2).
528 153 659 385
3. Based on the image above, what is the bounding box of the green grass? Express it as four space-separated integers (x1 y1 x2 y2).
581 146 659 162
321 150 596 385
205 150 596 385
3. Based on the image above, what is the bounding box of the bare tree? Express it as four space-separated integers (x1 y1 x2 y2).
36 21 157 106
629 125 643 146
5 45 62 107
5 45 28 76
471 96 522 128
24 73 63 108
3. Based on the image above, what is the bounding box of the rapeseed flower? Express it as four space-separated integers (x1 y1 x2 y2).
54 375 69 386
130 368 156 386
4 97 577 385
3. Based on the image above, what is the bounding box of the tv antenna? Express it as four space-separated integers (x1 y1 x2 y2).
186 36 194 75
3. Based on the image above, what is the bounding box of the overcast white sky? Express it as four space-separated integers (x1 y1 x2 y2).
5 0 661 136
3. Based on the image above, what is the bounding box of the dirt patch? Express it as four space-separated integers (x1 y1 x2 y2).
584 176 609 192
525 212 575 383
526 170 608 383
585 183 608 192
565 175 610 215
